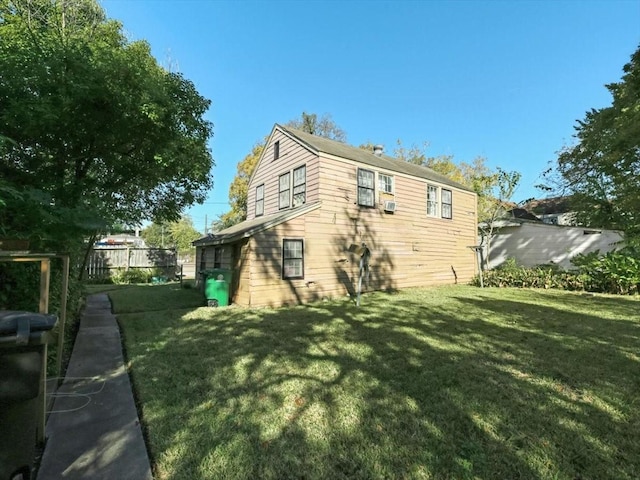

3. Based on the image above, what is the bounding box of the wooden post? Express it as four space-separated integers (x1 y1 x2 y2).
55 255 70 378
39 258 50 314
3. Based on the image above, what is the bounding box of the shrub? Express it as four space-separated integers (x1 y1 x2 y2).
111 267 155 284
571 247 640 294
473 247 640 295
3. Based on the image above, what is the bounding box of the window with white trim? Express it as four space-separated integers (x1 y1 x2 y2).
292 165 306 207
279 172 290 209
427 184 439 217
282 239 304 279
427 185 453 219
378 173 394 194
255 184 264 217
357 168 375 207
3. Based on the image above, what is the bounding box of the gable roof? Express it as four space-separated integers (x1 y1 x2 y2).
193 202 322 247
278 125 474 192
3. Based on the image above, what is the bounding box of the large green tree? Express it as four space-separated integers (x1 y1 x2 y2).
0 0 214 236
546 45 640 236
0 0 213 309
215 112 346 230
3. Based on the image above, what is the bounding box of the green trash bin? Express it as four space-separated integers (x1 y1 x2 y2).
204 269 232 307
0 310 58 480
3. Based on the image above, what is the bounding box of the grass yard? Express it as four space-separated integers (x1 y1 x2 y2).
109 284 640 480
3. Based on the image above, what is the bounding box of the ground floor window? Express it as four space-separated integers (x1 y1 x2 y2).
282 239 304 279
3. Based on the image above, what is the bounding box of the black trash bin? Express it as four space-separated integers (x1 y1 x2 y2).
0 311 58 480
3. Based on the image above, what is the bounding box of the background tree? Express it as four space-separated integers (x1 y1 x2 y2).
215 142 265 230
216 112 346 229
286 112 347 142
543 45 640 238
477 168 522 270
142 216 200 256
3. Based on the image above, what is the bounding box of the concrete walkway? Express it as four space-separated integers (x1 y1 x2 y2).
37 294 153 479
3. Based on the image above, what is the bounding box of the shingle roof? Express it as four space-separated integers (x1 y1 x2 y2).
192 202 321 246
279 125 473 192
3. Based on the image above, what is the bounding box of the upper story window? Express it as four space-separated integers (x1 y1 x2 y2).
378 173 394 194
293 165 306 207
441 189 452 219
282 239 304 279
279 172 290 209
357 168 375 207
427 184 453 219
255 184 264 217
427 185 439 217
274 141 280 161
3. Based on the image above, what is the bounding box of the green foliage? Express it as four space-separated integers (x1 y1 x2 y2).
114 284 640 479
475 248 640 295
0 0 212 327
544 45 640 237
571 246 640 294
142 215 200 254
215 142 264 230
110 268 155 285
473 258 585 291
0 0 214 227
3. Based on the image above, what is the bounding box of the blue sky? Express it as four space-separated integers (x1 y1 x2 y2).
101 0 640 233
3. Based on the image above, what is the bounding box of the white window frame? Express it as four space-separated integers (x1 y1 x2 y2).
427 184 439 217
427 185 453 220
378 173 394 194
282 239 304 279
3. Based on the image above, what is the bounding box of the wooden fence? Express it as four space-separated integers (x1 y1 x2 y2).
85 247 177 280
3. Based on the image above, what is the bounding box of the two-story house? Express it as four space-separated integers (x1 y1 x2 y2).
193 124 478 307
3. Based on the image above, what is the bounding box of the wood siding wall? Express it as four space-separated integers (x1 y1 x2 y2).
247 131 319 221
237 151 478 308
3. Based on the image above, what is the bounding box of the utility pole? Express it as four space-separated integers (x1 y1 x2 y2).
204 214 208 234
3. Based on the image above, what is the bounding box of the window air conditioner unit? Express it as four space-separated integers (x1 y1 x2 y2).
383 200 396 213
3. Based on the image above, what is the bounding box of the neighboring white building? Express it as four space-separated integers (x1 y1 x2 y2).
485 219 624 270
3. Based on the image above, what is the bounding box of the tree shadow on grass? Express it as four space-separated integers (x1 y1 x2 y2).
117 287 640 480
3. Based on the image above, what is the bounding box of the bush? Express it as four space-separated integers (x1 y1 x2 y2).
571 247 640 294
473 247 640 295
111 267 155 284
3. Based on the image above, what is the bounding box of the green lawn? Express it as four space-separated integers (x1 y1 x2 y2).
108 284 640 480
